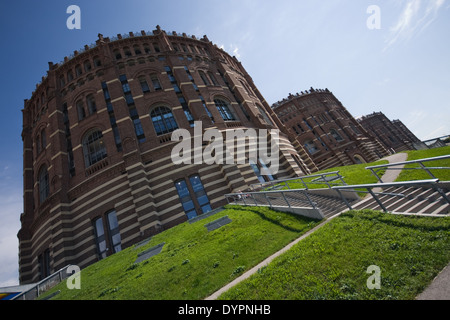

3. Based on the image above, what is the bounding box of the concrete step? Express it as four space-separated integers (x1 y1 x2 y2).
394 188 436 213
352 185 449 215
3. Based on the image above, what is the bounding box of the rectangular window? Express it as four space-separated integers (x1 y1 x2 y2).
94 217 107 260
102 82 122 152
38 249 51 280
140 79 150 93
250 160 265 183
189 175 211 214
151 75 162 90
125 92 134 105
175 180 197 220
107 211 122 254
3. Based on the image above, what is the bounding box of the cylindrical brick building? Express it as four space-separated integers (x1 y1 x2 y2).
272 88 389 170
19 26 312 284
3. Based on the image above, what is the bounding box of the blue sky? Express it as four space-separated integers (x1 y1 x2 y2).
0 0 448 287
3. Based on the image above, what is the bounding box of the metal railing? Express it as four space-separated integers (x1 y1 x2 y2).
250 171 347 191
366 155 450 183
225 188 319 209
12 265 73 300
332 179 450 213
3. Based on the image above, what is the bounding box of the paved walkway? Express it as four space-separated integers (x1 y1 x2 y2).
205 153 449 300
371 152 408 193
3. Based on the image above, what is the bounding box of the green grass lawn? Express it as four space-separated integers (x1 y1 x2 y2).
277 159 388 196
39 205 320 300
37 147 450 301
395 146 450 182
218 210 450 300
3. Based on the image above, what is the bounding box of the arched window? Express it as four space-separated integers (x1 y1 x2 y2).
123 46 132 58
214 99 237 121
67 70 74 82
208 72 218 86
330 129 343 141
83 130 107 167
199 71 210 86
38 165 49 203
150 106 178 135
59 75 66 87
350 123 361 135
143 44 151 54
257 105 274 126
75 64 83 77
113 49 122 60
84 60 92 72
76 100 86 121
133 45 142 55
353 155 365 164
86 94 97 115
41 128 47 151
93 56 102 67
304 140 319 154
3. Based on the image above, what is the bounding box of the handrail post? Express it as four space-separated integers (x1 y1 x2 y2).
253 194 258 206
322 174 331 189
337 172 347 186
419 161 437 179
431 184 450 204
370 168 383 183
335 189 353 210
281 191 291 208
285 181 290 190
300 177 308 190
367 188 388 212
241 193 247 206
264 193 272 207
303 191 316 209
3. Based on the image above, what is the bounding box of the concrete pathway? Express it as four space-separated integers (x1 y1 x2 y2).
370 152 408 194
416 264 450 300
205 152 449 300
380 153 449 300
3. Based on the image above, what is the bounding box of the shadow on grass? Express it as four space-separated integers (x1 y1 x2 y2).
229 205 321 233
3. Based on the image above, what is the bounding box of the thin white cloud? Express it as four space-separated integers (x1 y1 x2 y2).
0 168 22 287
384 0 446 51
230 44 241 59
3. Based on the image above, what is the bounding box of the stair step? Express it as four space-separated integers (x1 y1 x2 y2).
430 202 450 215
394 188 436 213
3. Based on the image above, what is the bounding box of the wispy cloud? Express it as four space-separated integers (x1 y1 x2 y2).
216 43 241 59
384 0 446 51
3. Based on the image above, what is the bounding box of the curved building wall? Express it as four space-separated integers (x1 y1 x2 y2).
19 27 309 283
272 88 389 170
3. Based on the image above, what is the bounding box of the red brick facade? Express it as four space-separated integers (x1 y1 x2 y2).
357 112 425 153
272 88 389 170
19 27 309 284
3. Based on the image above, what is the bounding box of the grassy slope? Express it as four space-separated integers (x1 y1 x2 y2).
40 205 319 300
281 160 389 191
219 210 450 300
40 147 450 300
395 146 450 182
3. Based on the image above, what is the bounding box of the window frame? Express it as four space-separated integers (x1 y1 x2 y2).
150 106 179 136
175 174 212 220
38 165 49 204
214 98 238 121
82 130 107 168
